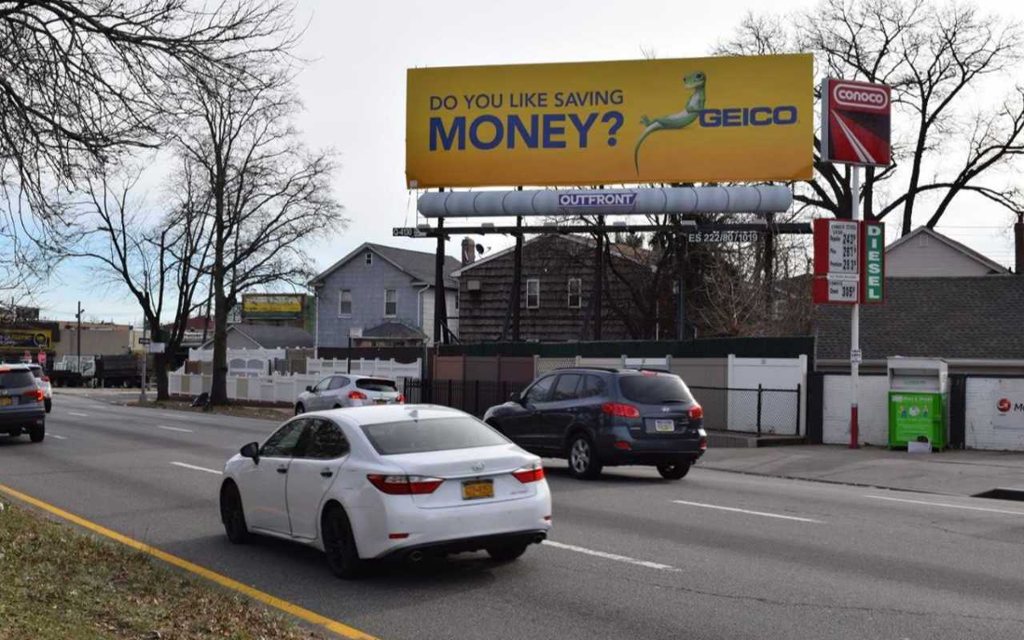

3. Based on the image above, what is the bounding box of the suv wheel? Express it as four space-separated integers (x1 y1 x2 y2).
487 544 528 562
29 423 45 443
568 433 602 479
295 403 305 415
657 460 691 480
44 398 52 413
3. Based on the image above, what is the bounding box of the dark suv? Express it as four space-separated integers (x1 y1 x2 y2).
0 364 46 442
484 368 706 480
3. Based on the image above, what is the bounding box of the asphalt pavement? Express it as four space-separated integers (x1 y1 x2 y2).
2 394 1024 640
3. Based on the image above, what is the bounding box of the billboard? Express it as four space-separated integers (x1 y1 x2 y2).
0 328 52 353
407 54 813 188
241 294 304 319
820 78 891 166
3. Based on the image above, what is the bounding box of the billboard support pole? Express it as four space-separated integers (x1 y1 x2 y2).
850 167 861 449
512 216 523 341
433 216 446 345
594 215 604 341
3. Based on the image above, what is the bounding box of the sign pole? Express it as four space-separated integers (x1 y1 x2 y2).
850 167 860 449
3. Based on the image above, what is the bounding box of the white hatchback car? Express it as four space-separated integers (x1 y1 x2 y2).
294 374 403 414
220 404 552 578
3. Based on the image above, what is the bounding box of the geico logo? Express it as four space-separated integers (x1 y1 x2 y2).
833 83 888 110
699 106 798 127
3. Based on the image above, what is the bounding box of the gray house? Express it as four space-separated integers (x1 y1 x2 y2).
309 242 461 348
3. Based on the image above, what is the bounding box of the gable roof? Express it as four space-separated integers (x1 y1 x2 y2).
450 233 649 277
310 242 461 288
361 320 428 341
198 324 315 350
815 276 1024 361
886 227 1009 275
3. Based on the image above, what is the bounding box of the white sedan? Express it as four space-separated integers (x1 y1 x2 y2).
219 404 552 578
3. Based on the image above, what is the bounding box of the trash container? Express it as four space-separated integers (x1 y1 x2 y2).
887 357 948 450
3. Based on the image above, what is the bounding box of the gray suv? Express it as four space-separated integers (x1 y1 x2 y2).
0 364 46 442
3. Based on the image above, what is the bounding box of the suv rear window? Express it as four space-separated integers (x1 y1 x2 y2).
618 373 694 404
0 370 36 389
356 378 398 392
362 417 507 455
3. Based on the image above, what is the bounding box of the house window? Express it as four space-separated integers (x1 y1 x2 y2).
338 290 352 317
365 251 373 265
567 278 582 308
384 289 397 316
526 279 540 309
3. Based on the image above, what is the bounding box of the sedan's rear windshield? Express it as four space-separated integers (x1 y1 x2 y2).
0 371 36 389
356 378 398 392
618 373 695 404
361 417 507 455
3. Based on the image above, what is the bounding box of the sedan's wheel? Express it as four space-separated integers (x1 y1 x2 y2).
487 544 529 562
657 460 691 480
294 403 305 415
322 506 364 579
44 398 52 413
29 423 45 443
220 482 249 544
568 434 602 479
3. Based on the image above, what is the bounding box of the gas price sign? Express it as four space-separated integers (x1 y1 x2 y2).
813 219 860 305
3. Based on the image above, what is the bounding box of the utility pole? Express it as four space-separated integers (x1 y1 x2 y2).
75 301 84 373
140 316 148 403
850 167 861 449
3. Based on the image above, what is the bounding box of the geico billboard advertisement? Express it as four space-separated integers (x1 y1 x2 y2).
406 53 813 188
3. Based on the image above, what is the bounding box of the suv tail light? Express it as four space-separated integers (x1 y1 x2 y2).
396 394 406 404
41 376 50 383
348 390 367 400
512 462 545 484
22 389 44 402
367 474 443 495
689 404 704 420
602 402 640 418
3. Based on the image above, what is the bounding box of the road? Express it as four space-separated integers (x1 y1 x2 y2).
2 394 1023 640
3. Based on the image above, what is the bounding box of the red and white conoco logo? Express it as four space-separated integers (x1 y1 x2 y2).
833 83 889 111
997 398 1012 413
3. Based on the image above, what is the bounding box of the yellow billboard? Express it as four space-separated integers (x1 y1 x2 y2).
406 53 813 188
242 294 303 316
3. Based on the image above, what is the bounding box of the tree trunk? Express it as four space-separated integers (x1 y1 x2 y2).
155 353 170 401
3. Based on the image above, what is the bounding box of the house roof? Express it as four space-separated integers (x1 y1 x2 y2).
309 242 462 288
886 227 1010 275
450 234 649 277
198 324 315 350
360 320 428 341
815 276 1024 361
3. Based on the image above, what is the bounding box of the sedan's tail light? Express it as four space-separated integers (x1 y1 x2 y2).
512 462 545 484
602 402 640 418
22 389 44 402
689 404 704 420
348 390 367 400
367 474 443 495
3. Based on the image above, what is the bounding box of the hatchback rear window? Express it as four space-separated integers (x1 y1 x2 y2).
356 378 398 392
0 370 36 389
361 417 507 455
618 373 694 404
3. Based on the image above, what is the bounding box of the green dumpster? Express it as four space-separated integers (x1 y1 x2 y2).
887 358 948 451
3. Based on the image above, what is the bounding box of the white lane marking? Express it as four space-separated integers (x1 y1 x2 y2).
543 540 680 572
68 412 89 417
672 500 824 524
170 462 223 475
158 425 194 433
49 434 68 440
866 494 1024 516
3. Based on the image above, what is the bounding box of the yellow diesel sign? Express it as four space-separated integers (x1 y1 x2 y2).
406 53 813 188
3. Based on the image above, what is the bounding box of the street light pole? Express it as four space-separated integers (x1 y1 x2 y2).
850 167 861 449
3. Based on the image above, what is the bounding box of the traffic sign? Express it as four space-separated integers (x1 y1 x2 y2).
850 349 863 364
139 337 151 345
146 342 165 354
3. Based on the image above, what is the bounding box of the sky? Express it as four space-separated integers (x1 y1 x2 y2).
38 0 1024 325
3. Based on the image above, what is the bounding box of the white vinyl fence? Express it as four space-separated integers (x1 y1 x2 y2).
307 358 421 379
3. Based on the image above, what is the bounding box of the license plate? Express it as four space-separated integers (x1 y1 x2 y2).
0 397 11 407
655 419 675 433
461 480 494 500
374 399 387 405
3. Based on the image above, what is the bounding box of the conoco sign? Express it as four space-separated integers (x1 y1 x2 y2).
820 78 891 167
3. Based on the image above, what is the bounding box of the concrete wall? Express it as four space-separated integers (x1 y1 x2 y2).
965 378 1024 450
887 235 993 277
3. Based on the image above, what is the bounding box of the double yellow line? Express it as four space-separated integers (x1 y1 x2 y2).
0 483 379 640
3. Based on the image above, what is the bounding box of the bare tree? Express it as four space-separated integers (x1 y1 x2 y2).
171 62 345 405
0 0 296 291
68 161 212 399
717 0 1024 234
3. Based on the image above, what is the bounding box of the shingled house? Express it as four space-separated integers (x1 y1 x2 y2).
452 234 659 343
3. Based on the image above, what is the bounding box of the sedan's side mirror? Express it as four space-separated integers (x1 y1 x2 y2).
240 442 260 465
305 385 313 392
510 391 522 403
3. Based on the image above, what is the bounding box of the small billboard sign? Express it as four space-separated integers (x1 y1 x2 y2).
820 78 892 167
812 219 886 305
